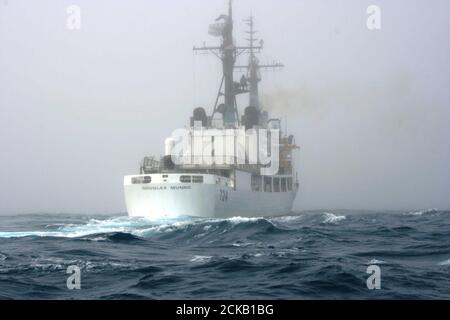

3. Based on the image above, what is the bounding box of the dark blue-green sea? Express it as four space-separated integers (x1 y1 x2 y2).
0 210 449 299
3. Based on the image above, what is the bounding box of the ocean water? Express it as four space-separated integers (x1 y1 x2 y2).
0 210 449 300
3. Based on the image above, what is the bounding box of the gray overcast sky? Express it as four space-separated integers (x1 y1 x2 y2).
0 0 449 214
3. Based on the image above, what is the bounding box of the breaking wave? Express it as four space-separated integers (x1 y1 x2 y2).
0 216 189 239
0 215 291 242
322 212 346 224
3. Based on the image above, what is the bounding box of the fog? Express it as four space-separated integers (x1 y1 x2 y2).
0 0 449 214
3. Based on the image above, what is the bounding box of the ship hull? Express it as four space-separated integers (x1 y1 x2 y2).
124 173 297 219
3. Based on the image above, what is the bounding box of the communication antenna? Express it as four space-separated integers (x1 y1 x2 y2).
234 15 284 110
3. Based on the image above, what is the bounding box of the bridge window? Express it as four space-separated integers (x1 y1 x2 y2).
264 177 272 192
287 178 293 191
132 176 152 184
281 178 287 192
273 178 280 192
180 176 192 183
251 175 262 192
193 176 204 183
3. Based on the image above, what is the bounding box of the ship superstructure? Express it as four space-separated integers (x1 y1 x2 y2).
124 1 299 218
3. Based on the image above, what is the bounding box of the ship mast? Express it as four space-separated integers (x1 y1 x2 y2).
246 15 260 109
193 1 280 127
236 16 284 111
194 0 240 128
222 0 237 126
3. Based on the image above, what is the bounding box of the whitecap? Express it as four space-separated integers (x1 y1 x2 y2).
132 220 195 237
32 264 64 271
322 212 346 224
190 256 212 263
403 209 438 216
232 242 253 247
438 259 450 266
272 216 303 223
367 259 387 265
89 236 107 242
84 261 130 270
227 216 264 224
